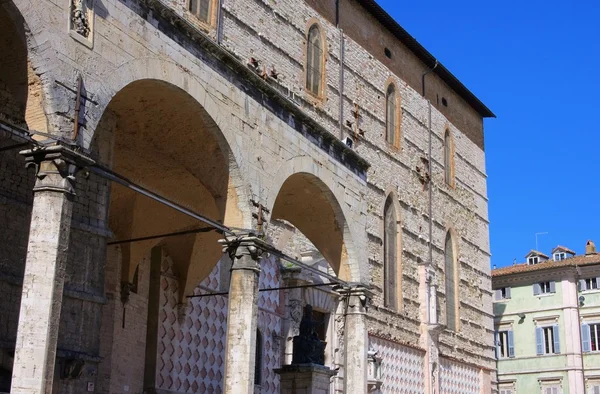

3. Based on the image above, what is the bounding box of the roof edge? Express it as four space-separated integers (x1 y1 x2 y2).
356 0 496 118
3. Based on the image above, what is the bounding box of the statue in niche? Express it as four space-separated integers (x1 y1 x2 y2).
292 304 326 365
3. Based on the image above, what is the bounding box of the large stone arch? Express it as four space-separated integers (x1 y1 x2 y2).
93 76 252 300
266 155 366 283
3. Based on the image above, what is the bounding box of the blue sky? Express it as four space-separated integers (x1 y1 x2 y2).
376 0 600 268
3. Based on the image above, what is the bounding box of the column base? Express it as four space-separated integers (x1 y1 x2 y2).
275 364 337 394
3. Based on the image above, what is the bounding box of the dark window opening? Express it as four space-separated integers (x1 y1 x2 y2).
384 47 392 59
442 97 448 107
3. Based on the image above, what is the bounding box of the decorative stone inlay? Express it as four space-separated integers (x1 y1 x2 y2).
369 336 426 394
69 0 94 47
439 357 480 394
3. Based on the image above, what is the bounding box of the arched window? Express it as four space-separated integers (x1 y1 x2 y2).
384 195 398 308
386 84 397 146
445 231 458 331
189 0 214 25
306 24 323 96
444 129 454 186
254 329 262 385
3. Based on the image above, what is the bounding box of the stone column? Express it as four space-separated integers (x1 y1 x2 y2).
281 266 304 365
343 287 370 394
11 144 93 394
220 233 266 394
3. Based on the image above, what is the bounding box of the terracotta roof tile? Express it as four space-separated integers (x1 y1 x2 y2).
492 254 600 277
552 245 576 255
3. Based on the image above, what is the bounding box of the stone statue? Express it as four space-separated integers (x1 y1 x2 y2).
292 304 326 365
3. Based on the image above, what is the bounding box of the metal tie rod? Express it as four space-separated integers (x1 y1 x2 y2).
88 165 235 236
260 243 348 287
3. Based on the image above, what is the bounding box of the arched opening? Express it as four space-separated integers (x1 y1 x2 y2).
305 23 324 97
383 194 400 309
269 172 355 391
271 172 351 280
385 83 397 146
444 129 454 186
444 230 459 331
0 5 46 392
93 79 246 394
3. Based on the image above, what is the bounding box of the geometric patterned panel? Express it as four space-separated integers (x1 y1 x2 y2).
369 336 426 394
439 357 480 394
156 254 282 394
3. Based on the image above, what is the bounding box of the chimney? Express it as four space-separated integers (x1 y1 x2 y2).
586 240 597 255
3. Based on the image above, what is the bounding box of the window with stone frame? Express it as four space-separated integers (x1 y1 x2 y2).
535 325 560 355
540 382 561 394
495 330 515 359
580 277 600 291
495 286 511 301
383 195 399 309
581 323 600 352
385 83 400 147
588 383 600 394
533 281 555 295
444 231 458 331
305 24 324 97
444 129 454 187
188 0 215 26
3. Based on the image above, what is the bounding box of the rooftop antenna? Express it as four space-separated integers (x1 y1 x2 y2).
535 232 549 252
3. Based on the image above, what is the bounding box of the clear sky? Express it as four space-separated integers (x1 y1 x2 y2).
375 0 600 268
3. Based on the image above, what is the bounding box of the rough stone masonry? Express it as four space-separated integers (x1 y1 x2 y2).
0 0 495 393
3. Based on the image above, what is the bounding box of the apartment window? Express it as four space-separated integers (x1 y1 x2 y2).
385 84 398 146
495 287 511 301
499 389 513 394
580 277 600 291
536 325 560 355
553 252 566 261
533 281 555 295
499 383 515 394
542 386 560 394
444 130 454 186
445 231 458 331
590 384 600 394
528 256 539 265
383 195 399 309
581 323 600 352
495 330 515 359
189 0 214 25
305 24 323 97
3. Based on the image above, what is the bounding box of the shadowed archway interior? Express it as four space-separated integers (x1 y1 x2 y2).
270 172 351 281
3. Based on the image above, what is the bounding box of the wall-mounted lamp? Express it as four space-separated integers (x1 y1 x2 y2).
517 313 526 320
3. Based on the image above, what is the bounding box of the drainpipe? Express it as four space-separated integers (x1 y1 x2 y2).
575 265 587 392
421 60 438 394
216 0 224 45
336 0 345 141
422 60 438 269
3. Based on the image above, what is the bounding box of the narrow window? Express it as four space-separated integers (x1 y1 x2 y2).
528 256 539 265
444 130 454 186
445 231 458 331
584 323 600 351
306 25 323 96
189 0 213 25
254 329 262 385
495 330 514 358
385 84 397 146
383 196 398 308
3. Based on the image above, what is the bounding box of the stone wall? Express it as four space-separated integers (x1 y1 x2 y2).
0 0 494 392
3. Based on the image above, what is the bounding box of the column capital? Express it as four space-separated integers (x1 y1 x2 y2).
337 285 373 314
218 232 268 271
21 143 95 194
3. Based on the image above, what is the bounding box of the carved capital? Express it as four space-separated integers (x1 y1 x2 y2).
218 232 268 272
21 144 95 195
337 285 372 315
